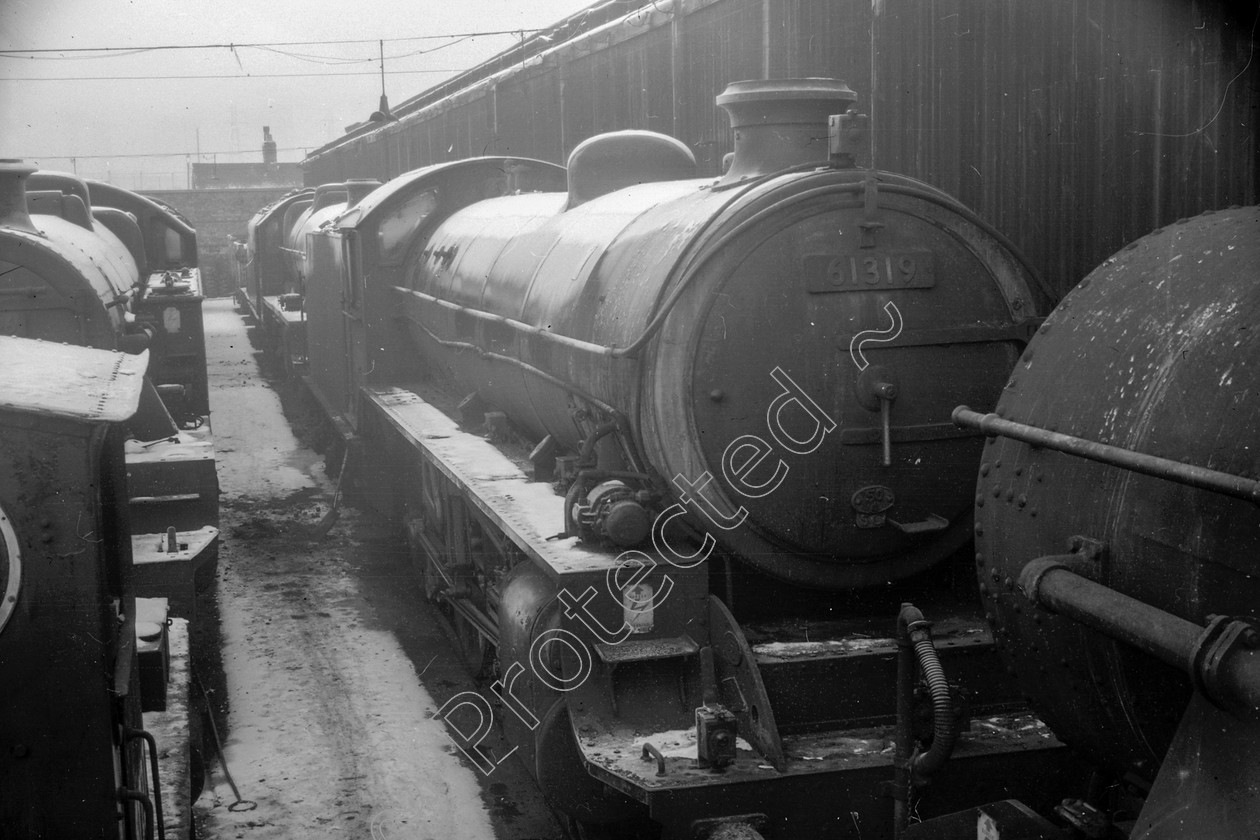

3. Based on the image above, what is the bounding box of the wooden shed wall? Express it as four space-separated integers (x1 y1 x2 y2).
305 0 1257 297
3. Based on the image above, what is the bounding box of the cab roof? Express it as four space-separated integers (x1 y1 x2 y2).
0 336 148 423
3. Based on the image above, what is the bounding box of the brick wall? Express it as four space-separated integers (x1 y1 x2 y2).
145 187 293 297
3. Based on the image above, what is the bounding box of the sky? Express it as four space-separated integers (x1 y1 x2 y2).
0 0 599 189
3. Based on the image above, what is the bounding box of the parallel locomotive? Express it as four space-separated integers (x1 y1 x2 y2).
0 160 219 618
947 206 1260 839
0 336 170 839
237 179 382 377
252 80 1127 839
0 159 216 836
236 185 312 371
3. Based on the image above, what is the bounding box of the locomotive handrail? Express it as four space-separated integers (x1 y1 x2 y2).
401 314 649 473
394 286 618 357
122 728 166 840
117 787 156 840
953 406 1260 506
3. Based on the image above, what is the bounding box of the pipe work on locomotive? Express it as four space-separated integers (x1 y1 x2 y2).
244 78 1258 840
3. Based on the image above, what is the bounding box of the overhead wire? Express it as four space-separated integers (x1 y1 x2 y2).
18 146 312 161
253 35 476 65
0 29 543 57
3 31 494 79
2 48 161 61
5 69 465 82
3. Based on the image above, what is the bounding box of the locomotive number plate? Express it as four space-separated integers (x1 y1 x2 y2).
805 251 935 293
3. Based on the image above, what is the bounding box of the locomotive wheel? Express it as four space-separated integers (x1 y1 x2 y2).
453 612 491 678
421 556 443 602
434 601 492 679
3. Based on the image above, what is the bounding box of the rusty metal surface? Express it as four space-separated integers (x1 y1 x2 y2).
303 0 1257 303
974 205 1260 783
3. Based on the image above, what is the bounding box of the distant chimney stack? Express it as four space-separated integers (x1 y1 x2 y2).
263 126 277 164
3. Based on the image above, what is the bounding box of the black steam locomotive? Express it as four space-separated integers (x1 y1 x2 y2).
0 336 169 839
0 160 219 617
0 159 217 837
254 79 1257 840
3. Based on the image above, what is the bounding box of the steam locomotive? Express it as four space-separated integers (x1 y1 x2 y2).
254 79 1257 839
237 185 313 372
0 160 219 617
0 159 216 836
238 179 382 376
0 335 176 839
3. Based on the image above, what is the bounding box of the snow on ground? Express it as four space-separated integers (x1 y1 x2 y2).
203 538 495 839
202 313 326 499
195 299 498 840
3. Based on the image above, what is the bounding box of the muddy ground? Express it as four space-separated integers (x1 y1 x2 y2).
192 298 562 840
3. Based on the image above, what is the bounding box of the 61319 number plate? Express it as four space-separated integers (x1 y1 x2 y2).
804 251 935 293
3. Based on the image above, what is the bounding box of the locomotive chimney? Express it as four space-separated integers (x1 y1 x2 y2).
344 178 381 208
263 126 277 164
0 159 39 234
716 78 858 184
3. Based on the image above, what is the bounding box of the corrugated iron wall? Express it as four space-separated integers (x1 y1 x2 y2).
306 0 1257 297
